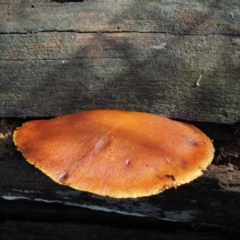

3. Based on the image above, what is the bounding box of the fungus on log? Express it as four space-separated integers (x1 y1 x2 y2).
13 110 214 198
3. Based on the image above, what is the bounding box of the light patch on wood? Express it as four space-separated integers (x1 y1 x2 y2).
164 210 198 222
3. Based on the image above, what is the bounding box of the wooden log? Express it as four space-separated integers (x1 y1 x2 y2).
0 220 231 240
0 120 240 239
1 155 240 238
0 0 240 123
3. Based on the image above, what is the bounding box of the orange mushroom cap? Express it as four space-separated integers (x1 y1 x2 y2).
13 110 214 198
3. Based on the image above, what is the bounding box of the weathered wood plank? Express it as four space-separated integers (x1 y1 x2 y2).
0 32 239 122
0 0 240 121
0 0 240 35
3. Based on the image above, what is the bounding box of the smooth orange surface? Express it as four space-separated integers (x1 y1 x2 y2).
14 110 215 198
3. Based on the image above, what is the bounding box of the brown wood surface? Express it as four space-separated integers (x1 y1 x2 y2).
0 0 240 123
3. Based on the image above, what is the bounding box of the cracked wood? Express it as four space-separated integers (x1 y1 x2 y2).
0 0 240 123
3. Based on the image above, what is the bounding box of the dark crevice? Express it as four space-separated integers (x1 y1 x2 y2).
1 29 240 37
52 0 84 2
0 56 129 62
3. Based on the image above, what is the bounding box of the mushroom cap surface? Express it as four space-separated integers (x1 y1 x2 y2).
13 110 214 198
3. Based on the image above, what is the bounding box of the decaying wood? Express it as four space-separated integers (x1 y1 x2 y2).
0 0 240 123
1 156 240 239
0 221 231 240
0 119 240 239
1 0 240 238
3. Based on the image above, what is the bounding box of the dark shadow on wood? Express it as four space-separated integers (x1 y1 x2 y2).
0 1 239 122
52 0 84 2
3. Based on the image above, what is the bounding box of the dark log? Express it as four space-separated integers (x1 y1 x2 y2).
1 156 240 239
1 0 240 35
1 120 240 239
0 220 231 240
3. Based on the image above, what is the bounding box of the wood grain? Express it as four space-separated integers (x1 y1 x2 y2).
0 0 240 122
1 0 240 35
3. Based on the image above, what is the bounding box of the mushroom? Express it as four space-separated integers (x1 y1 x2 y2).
13 110 214 198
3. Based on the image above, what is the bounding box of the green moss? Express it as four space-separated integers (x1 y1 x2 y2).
232 38 240 46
